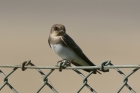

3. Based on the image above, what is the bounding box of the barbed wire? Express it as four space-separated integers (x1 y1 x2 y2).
0 60 139 93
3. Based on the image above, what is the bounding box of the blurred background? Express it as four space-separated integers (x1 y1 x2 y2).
0 0 140 93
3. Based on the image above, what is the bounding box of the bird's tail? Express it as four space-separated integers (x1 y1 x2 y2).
72 62 101 74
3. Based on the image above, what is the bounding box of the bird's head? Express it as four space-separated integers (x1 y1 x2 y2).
50 24 66 36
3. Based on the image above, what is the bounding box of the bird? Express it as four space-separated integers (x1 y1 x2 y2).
48 24 101 74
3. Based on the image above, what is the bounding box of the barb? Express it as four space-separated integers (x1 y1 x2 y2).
0 60 139 93
21 60 58 93
0 64 140 69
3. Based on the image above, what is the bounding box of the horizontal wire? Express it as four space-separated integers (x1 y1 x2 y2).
0 65 140 69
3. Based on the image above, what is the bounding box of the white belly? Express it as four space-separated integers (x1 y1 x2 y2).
50 44 76 60
50 44 90 66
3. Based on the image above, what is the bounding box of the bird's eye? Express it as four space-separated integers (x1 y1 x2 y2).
54 27 59 31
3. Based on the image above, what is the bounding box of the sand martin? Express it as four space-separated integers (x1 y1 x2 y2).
48 24 100 74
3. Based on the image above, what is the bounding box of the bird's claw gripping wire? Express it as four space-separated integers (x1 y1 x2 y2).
57 60 71 72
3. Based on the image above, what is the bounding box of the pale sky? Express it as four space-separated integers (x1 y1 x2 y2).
0 0 140 93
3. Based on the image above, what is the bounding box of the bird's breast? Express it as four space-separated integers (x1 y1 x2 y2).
50 44 76 60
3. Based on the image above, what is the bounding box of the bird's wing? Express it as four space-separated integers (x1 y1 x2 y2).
61 34 95 66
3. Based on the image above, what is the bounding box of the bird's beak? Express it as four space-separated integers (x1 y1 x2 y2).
60 30 64 32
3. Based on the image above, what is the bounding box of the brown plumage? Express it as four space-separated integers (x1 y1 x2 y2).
48 24 101 74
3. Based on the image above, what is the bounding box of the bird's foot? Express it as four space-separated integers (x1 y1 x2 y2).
57 59 71 72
